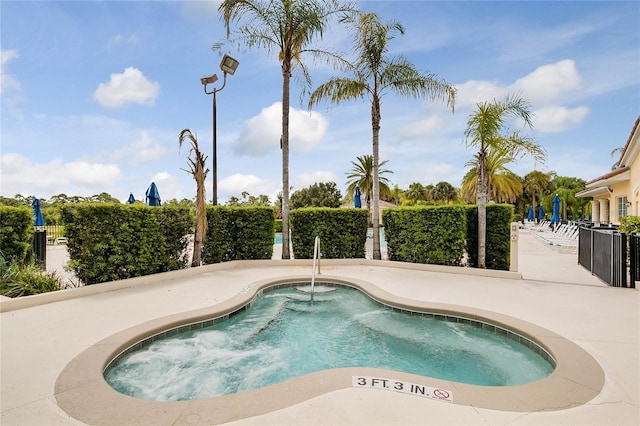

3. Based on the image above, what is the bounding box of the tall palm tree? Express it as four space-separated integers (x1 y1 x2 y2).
464 95 545 268
219 0 355 259
461 147 523 203
308 12 455 259
178 129 209 267
345 154 392 214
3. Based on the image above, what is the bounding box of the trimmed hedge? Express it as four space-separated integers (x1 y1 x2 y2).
465 204 514 270
204 206 275 263
290 208 368 259
62 204 193 284
383 206 467 266
0 206 33 264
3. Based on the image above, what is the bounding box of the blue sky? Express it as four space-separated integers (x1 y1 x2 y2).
2 0 639 204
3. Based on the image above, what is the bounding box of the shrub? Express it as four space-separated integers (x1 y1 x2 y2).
0 206 33 264
383 206 467 266
204 206 275 263
0 254 68 297
290 208 368 258
465 204 514 270
62 203 193 284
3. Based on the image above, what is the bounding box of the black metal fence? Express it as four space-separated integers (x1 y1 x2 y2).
630 234 640 288
578 226 634 288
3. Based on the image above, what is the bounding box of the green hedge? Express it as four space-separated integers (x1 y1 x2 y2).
0 206 33 264
203 206 275 263
62 204 193 284
290 208 368 259
383 206 467 266
465 204 514 270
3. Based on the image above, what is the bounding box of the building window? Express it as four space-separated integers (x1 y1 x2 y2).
617 196 628 218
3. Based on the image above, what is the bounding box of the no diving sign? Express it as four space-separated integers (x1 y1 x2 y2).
352 376 453 403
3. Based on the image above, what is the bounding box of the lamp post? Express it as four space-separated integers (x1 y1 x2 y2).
201 54 240 205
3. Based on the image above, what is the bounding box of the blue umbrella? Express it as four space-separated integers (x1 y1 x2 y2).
527 206 534 221
551 194 561 224
354 186 362 209
146 182 161 206
32 198 45 227
127 193 135 204
538 205 544 221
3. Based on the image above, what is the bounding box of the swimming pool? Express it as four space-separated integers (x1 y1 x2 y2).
104 284 553 401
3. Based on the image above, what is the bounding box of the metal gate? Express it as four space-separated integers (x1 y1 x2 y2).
578 226 630 288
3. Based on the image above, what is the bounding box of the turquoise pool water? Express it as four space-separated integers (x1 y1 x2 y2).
105 286 553 401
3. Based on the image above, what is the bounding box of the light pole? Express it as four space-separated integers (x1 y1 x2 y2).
201 54 240 205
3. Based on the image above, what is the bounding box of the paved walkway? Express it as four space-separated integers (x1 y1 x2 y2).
1 229 638 425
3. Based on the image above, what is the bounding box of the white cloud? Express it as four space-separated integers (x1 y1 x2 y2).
399 116 447 140
1 49 21 94
233 102 328 156
110 131 168 165
0 153 120 197
511 59 582 103
218 173 280 202
147 172 183 202
293 171 339 190
532 105 590 133
93 67 160 108
455 60 583 109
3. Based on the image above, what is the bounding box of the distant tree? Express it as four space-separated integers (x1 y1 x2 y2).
89 192 121 203
0 196 22 207
179 129 210 267
345 155 392 212
404 182 427 205
226 193 271 206
523 170 554 213
431 181 458 204
290 182 342 208
309 11 455 259
464 95 545 268
388 184 404 206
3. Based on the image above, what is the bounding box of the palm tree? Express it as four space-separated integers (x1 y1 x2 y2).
389 184 404 206
431 181 458 204
464 95 545 268
405 182 428 205
219 0 355 259
179 129 210 267
523 170 553 216
345 154 392 214
461 147 523 203
308 12 455 259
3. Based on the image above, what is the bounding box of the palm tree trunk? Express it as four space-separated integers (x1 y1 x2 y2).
281 61 291 259
477 149 487 269
371 94 382 260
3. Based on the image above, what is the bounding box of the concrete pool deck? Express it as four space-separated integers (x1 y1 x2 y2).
1 229 638 425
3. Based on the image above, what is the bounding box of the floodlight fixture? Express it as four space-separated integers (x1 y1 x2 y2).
200 74 219 86
220 54 239 75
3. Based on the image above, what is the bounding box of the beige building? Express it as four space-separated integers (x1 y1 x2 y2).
576 116 640 225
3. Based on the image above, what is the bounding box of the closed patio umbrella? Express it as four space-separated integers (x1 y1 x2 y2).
538 205 544 221
146 182 161 206
527 206 534 221
127 193 135 204
32 198 45 227
550 194 561 229
354 186 362 208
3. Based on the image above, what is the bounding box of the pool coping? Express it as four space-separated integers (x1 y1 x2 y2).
54 274 605 425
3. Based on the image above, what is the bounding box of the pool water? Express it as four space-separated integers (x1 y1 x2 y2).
105 286 554 401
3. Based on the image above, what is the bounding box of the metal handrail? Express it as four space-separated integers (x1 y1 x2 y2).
311 236 321 300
